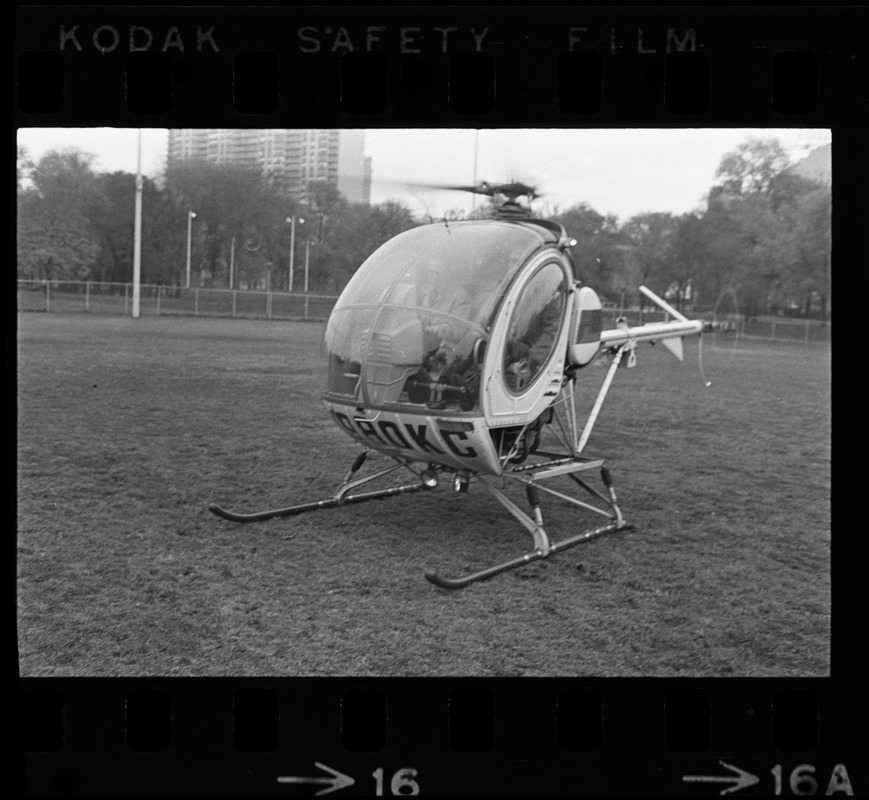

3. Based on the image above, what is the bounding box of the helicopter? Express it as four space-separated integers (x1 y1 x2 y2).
210 181 712 589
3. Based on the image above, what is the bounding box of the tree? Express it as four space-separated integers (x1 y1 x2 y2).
165 160 288 287
770 175 831 319
699 139 830 319
714 137 791 195
621 212 680 313
551 203 625 298
17 145 33 192
85 171 180 285
310 199 418 293
664 212 708 311
17 148 101 280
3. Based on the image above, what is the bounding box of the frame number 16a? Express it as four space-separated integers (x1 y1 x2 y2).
771 764 853 796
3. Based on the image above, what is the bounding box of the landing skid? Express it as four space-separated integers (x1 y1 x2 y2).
209 452 434 523
424 459 630 589
210 450 629 589
424 521 629 589
209 484 430 523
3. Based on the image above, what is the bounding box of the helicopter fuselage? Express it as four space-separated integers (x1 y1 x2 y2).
322 219 593 476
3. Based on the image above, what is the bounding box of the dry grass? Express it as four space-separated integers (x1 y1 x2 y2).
17 312 830 677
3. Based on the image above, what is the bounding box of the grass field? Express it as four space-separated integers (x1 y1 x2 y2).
16 312 831 677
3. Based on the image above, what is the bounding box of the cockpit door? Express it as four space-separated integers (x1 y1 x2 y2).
482 253 572 424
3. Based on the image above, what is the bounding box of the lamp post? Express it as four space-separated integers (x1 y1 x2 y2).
229 236 236 290
304 239 312 292
304 240 317 321
287 214 305 291
471 129 479 212
185 210 197 288
132 129 143 318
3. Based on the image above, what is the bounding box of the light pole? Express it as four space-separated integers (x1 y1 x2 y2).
132 129 143 318
471 129 479 212
287 214 305 292
229 236 236 290
304 240 317 321
304 239 312 292
185 210 197 288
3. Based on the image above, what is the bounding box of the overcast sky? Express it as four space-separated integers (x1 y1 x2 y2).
17 127 831 223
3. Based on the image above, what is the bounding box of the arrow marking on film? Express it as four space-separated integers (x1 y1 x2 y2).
277 762 355 796
682 761 760 795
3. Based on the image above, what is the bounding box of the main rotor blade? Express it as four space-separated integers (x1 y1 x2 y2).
406 180 495 196
398 179 541 200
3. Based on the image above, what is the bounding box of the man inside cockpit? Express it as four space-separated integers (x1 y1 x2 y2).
416 257 476 366
504 288 563 392
403 256 481 407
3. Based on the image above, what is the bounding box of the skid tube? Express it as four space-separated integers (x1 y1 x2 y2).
209 451 436 523
424 460 631 589
209 483 431 523
424 520 627 589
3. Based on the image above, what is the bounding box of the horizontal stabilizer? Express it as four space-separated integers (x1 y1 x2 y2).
661 336 684 361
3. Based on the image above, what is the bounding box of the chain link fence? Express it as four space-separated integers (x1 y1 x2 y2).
18 280 831 344
17 280 338 322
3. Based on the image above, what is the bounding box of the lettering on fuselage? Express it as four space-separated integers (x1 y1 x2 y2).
330 410 478 462
440 430 477 458
402 422 444 454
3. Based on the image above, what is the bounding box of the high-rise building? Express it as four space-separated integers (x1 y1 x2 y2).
166 129 210 163
336 130 370 204
166 129 371 204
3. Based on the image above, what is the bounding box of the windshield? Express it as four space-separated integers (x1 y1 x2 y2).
325 222 544 411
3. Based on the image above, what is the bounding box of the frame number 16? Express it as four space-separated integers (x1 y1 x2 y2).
372 768 420 796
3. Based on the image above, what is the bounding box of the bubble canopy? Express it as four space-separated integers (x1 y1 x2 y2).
324 221 555 412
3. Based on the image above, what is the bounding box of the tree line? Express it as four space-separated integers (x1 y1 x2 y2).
542 138 829 320
17 137 830 319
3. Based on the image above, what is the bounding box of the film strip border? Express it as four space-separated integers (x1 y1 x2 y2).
20 679 863 794
14 4 864 796
12 7 867 125
16 46 825 120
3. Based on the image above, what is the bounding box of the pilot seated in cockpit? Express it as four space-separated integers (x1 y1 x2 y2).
418 260 476 373
504 292 562 392
404 259 480 408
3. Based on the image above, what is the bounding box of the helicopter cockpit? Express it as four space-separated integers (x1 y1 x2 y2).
324 220 563 414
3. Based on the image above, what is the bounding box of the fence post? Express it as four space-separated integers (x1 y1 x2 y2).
45 280 50 312
85 280 90 312
304 294 309 321
805 320 811 343
771 319 776 341
267 290 272 320
232 290 237 318
195 288 199 316
124 283 129 315
156 288 161 316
